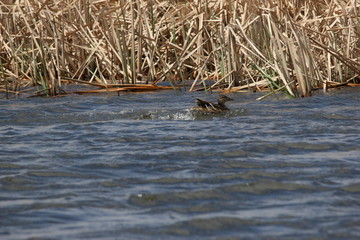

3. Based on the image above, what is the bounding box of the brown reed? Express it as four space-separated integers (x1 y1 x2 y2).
0 0 359 97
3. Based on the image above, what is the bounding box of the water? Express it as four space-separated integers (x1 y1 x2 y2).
1 88 360 240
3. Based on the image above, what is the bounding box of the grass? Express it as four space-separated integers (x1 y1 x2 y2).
0 0 359 97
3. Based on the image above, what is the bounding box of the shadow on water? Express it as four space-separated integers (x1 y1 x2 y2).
0 89 360 240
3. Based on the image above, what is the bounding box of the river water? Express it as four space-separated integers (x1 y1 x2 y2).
0 88 359 240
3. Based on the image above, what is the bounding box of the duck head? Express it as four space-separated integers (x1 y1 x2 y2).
218 95 233 104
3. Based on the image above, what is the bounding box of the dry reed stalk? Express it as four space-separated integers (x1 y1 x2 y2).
0 0 359 97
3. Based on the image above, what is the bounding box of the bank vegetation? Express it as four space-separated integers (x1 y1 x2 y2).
0 0 359 97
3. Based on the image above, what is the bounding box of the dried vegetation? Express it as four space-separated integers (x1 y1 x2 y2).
0 0 359 97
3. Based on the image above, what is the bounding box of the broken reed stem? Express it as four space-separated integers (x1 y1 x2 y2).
0 0 359 97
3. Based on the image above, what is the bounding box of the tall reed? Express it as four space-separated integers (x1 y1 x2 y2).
0 0 359 97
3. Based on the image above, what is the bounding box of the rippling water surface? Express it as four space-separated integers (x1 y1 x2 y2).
1 88 360 240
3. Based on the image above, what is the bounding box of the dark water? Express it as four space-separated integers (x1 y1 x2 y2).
1 88 360 240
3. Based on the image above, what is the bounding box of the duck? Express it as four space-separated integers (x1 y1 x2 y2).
193 95 233 113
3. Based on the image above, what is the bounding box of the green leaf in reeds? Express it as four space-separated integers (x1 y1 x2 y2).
253 63 294 99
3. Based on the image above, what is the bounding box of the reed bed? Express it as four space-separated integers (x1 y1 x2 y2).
0 0 359 97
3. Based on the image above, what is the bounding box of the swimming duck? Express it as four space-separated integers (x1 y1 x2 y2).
193 95 233 113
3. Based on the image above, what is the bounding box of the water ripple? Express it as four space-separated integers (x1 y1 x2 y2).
1 90 360 239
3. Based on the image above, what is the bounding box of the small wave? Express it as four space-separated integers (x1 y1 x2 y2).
136 109 196 121
135 108 246 121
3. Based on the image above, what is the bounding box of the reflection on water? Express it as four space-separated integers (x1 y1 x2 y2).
0 89 360 239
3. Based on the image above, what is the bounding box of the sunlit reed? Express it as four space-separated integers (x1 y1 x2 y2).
0 0 359 97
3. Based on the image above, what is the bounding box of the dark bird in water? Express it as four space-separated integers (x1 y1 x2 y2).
193 95 233 113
